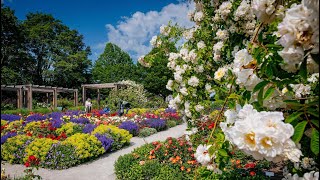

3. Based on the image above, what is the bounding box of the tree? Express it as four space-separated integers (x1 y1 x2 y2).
1 5 33 84
92 43 136 83
22 12 92 88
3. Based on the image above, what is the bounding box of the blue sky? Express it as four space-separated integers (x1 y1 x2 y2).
3 0 194 62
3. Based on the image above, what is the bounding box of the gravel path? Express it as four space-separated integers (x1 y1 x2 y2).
2 123 187 180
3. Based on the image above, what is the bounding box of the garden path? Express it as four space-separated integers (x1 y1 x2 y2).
2 122 187 180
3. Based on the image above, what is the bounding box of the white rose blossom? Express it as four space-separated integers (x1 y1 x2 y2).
194 11 204 22
188 76 200 87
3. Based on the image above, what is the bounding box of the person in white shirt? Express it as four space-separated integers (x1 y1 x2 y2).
85 98 92 113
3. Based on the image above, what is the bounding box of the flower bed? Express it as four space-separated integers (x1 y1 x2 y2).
1 108 183 169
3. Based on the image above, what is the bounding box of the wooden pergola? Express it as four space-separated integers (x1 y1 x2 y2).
1 84 78 110
81 83 127 109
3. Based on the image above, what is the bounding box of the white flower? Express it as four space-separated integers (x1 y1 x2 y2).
216 29 229 41
205 83 214 93
213 41 224 52
168 53 180 62
301 157 315 169
180 87 188 96
216 1 232 19
138 55 150 67
187 11 194 20
197 41 206 49
290 84 311 98
278 46 304 73
188 76 200 87
174 72 183 83
214 67 227 81
234 49 253 68
195 104 204 112
194 11 204 22
166 80 173 91
160 24 170 36
308 73 319 83
307 55 320 73
195 65 204 73
252 0 276 23
150 36 157 46
207 163 222 174
282 87 288 94
183 28 195 40
195 144 212 165
188 49 197 63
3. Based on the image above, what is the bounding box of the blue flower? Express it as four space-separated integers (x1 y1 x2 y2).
25 114 47 122
95 133 113 151
142 118 166 131
70 117 90 124
118 121 139 136
82 124 97 134
1 114 21 122
1 132 17 144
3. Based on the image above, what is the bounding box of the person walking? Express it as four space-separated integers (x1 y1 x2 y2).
85 98 92 113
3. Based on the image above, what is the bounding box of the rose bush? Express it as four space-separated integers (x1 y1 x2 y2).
140 0 319 177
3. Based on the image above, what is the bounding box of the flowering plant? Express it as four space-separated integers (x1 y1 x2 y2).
118 121 139 136
140 0 319 177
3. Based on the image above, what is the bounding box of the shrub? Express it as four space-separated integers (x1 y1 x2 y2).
166 120 177 128
153 164 193 180
1 135 33 164
43 142 79 169
62 133 105 161
114 154 137 180
142 118 166 131
57 98 74 109
94 134 114 151
56 122 83 136
118 121 139 136
24 138 58 163
138 127 157 137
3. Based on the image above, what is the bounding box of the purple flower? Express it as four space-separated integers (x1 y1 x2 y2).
64 110 82 116
142 118 166 131
82 124 97 134
48 112 63 119
1 132 17 144
50 118 64 128
95 133 113 151
70 117 90 124
25 114 47 122
165 108 177 113
118 121 139 136
1 114 21 122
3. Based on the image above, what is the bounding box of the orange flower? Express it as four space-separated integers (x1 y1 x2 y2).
187 168 191 172
175 156 181 160
169 157 174 161
139 161 145 165
180 166 185 171
172 159 177 164
250 171 256 176
236 159 241 165
150 150 155 155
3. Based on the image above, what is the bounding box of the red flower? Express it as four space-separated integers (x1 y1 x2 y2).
26 132 32 136
245 163 256 169
25 162 30 167
28 155 36 161
208 122 215 129
249 171 256 176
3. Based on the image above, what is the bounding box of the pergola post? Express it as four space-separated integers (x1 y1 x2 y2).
82 86 86 105
26 84 33 110
53 87 57 109
74 89 78 107
97 89 100 109
17 87 23 109
46 93 49 104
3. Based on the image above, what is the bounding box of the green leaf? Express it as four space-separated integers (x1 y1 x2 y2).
266 64 273 78
284 100 304 107
243 90 251 102
285 112 303 123
292 121 308 143
264 87 275 100
311 129 319 155
307 108 319 118
311 120 319 128
299 57 307 80
253 80 269 93
208 145 216 156
258 88 264 106
218 149 228 157
228 93 239 99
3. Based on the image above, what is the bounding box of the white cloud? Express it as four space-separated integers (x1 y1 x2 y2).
102 2 195 62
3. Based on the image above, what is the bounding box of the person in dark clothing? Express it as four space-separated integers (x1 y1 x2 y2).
118 101 124 116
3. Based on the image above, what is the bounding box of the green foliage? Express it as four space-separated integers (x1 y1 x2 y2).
1 108 59 116
62 133 105 161
107 80 148 110
138 127 157 137
56 122 83 137
57 98 74 109
166 120 177 128
92 43 136 83
143 93 167 109
1 135 33 164
24 138 58 162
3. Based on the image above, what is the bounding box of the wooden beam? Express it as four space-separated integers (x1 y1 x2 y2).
17 88 23 109
53 87 57 109
74 89 78 107
97 89 100 109
26 85 32 110
82 86 86 106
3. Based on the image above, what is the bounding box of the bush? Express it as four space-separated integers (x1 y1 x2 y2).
114 154 137 180
56 122 83 136
1 135 33 164
166 120 177 128
57 98 74 109
24 138 58 163
118 121 139 136
62 133 105 161
43 142 79 169
138 127 157 137
153 165 193 180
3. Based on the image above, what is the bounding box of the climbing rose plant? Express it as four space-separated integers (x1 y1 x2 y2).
140 0 319 178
